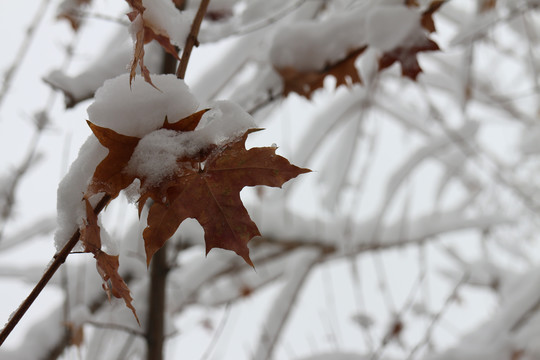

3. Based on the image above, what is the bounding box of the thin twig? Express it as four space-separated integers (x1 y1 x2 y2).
86 320 144 337
176 0 211 79
68 10 130 26
202 0 308 43
0 194 111 346
200 303 232 360
405 273 469 359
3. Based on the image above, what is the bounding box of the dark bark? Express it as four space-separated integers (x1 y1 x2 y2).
145 243 169 360
144 46 176 360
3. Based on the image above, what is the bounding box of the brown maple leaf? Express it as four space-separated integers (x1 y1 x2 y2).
80 198 139 324
378 35 439 80
143 129 310 266
275 46 367 99
162 109 209 132
421 1 447 33
86 121 140 200
86 109 308 271
125 0 181 87
378 2 444 80
86 109 209 201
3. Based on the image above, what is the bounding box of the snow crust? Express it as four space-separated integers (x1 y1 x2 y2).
87 73 198 137
127 100 255 187
365 6 420 51
270 4 427 71
270 11 366 71
55 137 108 250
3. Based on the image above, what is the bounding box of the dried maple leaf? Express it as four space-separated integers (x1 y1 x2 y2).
162 109 209 132
421 1 446 33
129 15 156 89
125 0 181 87
86 109 307 277
143 129 310 266
86 122 140 200
81 198 139 324
378 36 439 80
378 2 444 80
276 46 367 99
86 109 209 201
126 0 144 14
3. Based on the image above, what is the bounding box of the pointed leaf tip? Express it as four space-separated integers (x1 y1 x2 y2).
163 108 211 132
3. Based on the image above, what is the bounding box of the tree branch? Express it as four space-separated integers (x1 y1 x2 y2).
87 320 144 337
143 41 178 360
145 244 169 360
0 194 111 346
176 0 211 79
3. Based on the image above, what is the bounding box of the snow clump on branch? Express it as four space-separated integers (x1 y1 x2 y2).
87 73 198 136
56 74 197 250
270 4 429 70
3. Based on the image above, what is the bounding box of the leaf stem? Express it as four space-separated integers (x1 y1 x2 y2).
176 0 211 79
0 194 111 346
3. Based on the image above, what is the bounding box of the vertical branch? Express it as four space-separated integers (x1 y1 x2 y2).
144 44 176 360
145 243 169 360
144 0 209 353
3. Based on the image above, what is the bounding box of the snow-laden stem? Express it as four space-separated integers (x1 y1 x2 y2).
176 0 210 79
0 194 111 346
